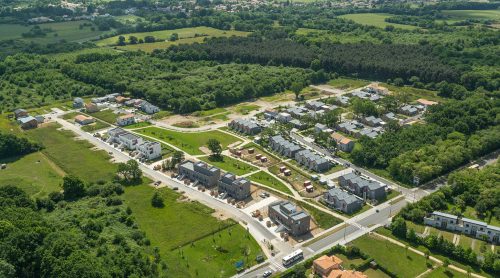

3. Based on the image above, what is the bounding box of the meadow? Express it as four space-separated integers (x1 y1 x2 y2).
26 123 117 183
198 155 258 176
96 26 249 52
442 9 500 21
339 13 417 30
0 152 63 197
0 20 110 44
135 127 241 155
247 171 293 195
90 109 122 124
122 185 262 277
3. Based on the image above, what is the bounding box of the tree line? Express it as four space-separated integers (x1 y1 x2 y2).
0 131 42 158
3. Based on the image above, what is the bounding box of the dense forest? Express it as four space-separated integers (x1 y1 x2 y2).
0 132 42 158
0 179 163 277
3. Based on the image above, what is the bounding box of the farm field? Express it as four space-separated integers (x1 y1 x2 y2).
26 123 117 183
339 13 417 30
247 171 293 195
442 9 500 21
0 152 63 197
0 20 110 43
351 234 430 278
135 127 241 155
198 155 258 176
122 185 262 277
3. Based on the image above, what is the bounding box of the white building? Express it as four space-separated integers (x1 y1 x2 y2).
116 114 135 126
137 141 162 160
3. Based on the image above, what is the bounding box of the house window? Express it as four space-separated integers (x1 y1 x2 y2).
466 224 469 227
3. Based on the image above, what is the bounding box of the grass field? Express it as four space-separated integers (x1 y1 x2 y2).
198 155 258 176
0 20 111 43
96 26 249 52
0 152 63 197
247 171 293 195
442 10 500 21
90 109 121 124
299 201 342 229
339 13 417 30
26 123 117 183
0 115 21 134
135 127 241 155
122 185 262 277
328 77 370 90
424 266 468 278
81 121 110 132
352 234 429 278
123 121 151 129
191 107 227 117
233 104 260 115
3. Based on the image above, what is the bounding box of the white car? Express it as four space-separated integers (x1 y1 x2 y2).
263 270 272 277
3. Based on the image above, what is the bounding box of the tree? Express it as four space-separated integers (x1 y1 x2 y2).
290 81 303 100
391 217 407 238
129 36 138 45
117 160 142 183
117 36 126 46
169 33 179 41
207 139 222 158
62 175 85 200
144 36 155 43
151 191 164 208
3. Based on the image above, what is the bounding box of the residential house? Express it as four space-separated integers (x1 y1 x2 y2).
108 128 143 150
381 112 398 122
313 255 343 277
399 105 419 116
124 99 142 107
338 172 386 201
323 188 363 214
306 100 326 111
424 211 500 243
315 123 328 133
136 141 162 160
277 112 292 123
286 106 307 118
92 93 119 104
295 149 330 172
269 135 302 158
290 119 307 130
14 109 28 119
115 96 129 104
263 109 278 120
74 115 95 125
178 160 221 187
85 103 100 113
335 96 350 107
17 116 38 129
351 90 381 101
218 172 251 200
116 114 136 126
364 83 389 95
327 270 367 278
358 127 380 139
330 133 355 152
140 101 160 114
229 119 261 135
336 121 363 137
73 97 84 108
362 116 384 127
268 201 311 236
34 115 45 124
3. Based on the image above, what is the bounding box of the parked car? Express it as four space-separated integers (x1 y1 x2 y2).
263 270 273 277
154 181 161 186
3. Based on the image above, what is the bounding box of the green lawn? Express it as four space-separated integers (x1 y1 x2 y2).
90 109 121 124
352 234 429 278
328 77 370 90
339 13 417 30
26 123 117 183
135 127 241 155
233 104 260 115
191 107 227 117
81 121 110 132
122 185 262 277
0 152 63 197
248 171 293 195
198 155 258 176
423 266 468 278
0 115 21 134
123 121 152 129
362 268 391 278
442 10 500 21
299 201 342 229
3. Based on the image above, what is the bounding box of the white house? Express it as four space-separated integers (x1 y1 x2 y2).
137 141 162 160
116 114 135 126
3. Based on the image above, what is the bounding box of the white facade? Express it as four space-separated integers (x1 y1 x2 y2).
117 133 143 150
137 141 162 160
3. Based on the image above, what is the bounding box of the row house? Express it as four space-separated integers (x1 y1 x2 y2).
424 211 500 243
323 188 363 214
108 128 161 160
361 116 384 127
286 106 308 118
268 201 311 236
218 172 251 200
330 133 355 152
136 141 162 160
295 149 330 172
338 172 386 201
351 90 382 102
140 101 160 114
228 119 261 135
178 160 221 187
269 135 302 158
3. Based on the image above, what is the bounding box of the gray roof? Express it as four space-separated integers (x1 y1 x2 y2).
462 217 487 227
119 132 141 141
18 116 36 124
327 188 361 205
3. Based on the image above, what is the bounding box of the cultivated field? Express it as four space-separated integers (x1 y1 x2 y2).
135 127 241 155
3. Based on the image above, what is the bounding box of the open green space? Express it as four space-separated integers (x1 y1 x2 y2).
122 185 262 277
381 83 446 103
448 205 500 227
135 127 241 155
299 201 342 229
248 171 293 195
351 234 429 278
199 155 258 176
26 123 117 183
328 77 371 90
442 10 500 21
90 109 121 124
233 104 260 115
0 115 21 134
423 266 468 278
96 26 249 52
0 20 110 43
0 152 63 197
123 121 152 129
81 121 110 132
191 107 227 117
339 13 417 30
362 268 391 278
